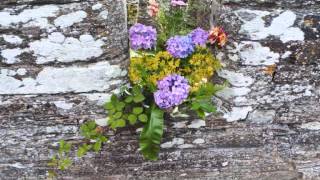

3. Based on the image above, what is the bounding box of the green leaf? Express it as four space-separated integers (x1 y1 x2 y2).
132 85 141 95
191 102 201 110
93 141 102 152
133 94 145 103
111 94 118 104
116 119 126 128
87 121 96 130
114 112 123 119
116 102 126 111
128 114 137 125
60 158 72 170
139 106 164 160
200 102 216 113
138 114 148 123
125 96 133 103
104 102 114 110
196 109 205 119
133 107 143 115
77 147 87 157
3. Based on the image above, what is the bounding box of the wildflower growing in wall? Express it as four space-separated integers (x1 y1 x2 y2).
208 27 227 47
154 74 190 109
190 27 209 47
148 0 160 17
166 35 195 58
129 23 157 50
171 0 187 7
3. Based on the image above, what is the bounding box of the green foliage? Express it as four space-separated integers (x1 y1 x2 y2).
48 140 72 172
156 5 192 50
105 85 148 129
139 105 164 160
48 121 108 177
191 83 224 119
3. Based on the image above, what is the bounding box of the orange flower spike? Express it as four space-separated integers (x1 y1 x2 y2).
148 0 160 17
208 27 227 47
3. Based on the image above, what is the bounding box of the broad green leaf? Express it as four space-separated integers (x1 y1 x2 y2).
116 119 126 128
111 94 118 104
116 102 126 111
87 121 97 130
139 106 164 160
128 114 137 125
104 102 114 110
133 107 143 115
125 96 133 103
114 112 123 119
191 102 201 110
133 94 145 103
138 114 148 123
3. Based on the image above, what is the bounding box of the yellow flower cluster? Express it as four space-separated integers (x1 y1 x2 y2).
183 49 221 91
129 48 221 92
129 51 180 87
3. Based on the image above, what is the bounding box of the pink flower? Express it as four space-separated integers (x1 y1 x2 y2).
171 0 187 6
148 0 160 17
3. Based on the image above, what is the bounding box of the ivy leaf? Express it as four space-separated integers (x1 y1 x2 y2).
133 94 145 103
128 114 137 125
138 114 148 123
139 106 164 160
133 107 143 115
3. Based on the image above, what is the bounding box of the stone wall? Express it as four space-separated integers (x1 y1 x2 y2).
1 0 320 179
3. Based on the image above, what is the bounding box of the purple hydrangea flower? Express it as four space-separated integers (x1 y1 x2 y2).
166 35 195 58
129 23 157 50
171 0 187 6
154 74 190 109
190 27 209 47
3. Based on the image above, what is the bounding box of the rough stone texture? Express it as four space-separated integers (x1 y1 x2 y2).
1 0 320 179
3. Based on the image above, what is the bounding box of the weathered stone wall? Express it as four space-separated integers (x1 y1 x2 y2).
1 0 320 179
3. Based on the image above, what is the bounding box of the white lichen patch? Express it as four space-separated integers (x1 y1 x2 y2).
247 110 275 124
161 138 185 148
29 33 104 64
237 10 304 43
1 48 26 64
53 101 74 110
99 10 109 20
300 122 320 130
0 61 125 94
16 68 27 76
92 3 103 10
178 144 194 149
187 119 206 129
223 106 253 122
2 35 23 45
81 93 113 106
54 11 87 28
0 5 59 28
172 121 188 128
95 118 108 127
238 41 280 66
216 87 251 100
218 70 254 87
192 138 205 144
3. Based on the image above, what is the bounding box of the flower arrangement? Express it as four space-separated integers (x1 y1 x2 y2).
48 0 227 176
